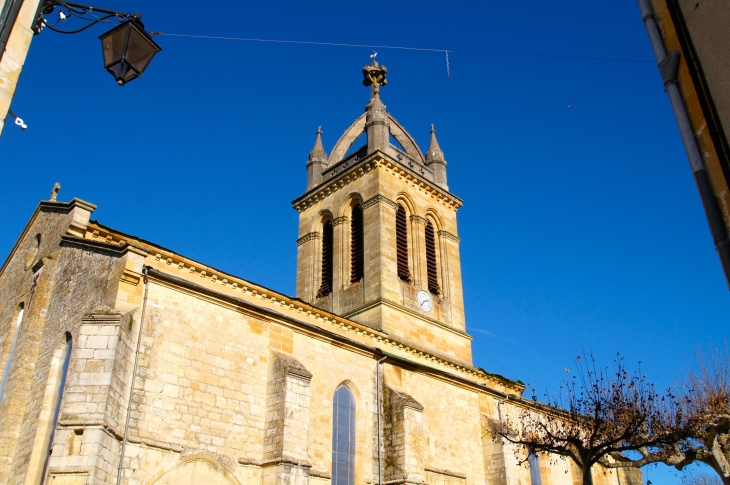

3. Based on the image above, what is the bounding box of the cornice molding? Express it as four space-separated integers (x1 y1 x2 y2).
296 232 320 246
331 216 349 226
362 194 398 211
144 267 523 395
60 235 132 255
291 152 462 214
84 218 523 395
342 297 472 341
438 230 461 244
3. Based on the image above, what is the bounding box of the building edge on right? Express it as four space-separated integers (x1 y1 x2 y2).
638 0 730 288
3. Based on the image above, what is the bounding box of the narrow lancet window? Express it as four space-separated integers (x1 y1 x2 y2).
37 333 73 484
317 220 334 297
0 302 24 403
425 221 440 294
350 204 364 283
396 205 411 282
528 448 543 485
332 385 356 485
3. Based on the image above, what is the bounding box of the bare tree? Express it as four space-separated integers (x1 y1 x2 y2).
682 471 723 485
493 354 689 485
607 346 730 485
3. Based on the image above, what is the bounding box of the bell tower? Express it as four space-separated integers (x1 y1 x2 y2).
293 61 472 366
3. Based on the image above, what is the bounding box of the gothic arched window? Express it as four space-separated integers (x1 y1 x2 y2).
332 385 356 485
37 333 73 483
425 221 440 294
350 204 364 283
395 205 411 282
0 302 24 403
528 448 542 485
317 220 334 297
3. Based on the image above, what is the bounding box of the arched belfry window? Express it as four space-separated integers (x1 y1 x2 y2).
350 204 364 283
332 385 356 485
317 220 334 298
425 221 440 294
395 205 411 282
0 302 24 403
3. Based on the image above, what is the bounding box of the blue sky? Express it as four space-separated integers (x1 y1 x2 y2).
1 1 727 482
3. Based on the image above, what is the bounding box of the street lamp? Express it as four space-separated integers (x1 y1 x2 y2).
98 19 161 85
33 1 161 85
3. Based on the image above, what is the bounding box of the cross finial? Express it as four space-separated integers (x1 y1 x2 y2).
50 182 61 202
317 126 322 135
431 124 436 134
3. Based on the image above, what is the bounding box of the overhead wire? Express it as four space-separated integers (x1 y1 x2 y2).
151 32 655 64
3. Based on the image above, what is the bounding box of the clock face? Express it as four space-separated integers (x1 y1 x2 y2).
417 290 433 312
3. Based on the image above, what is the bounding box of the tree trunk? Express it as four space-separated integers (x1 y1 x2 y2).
581 464 593 485
704 456 730 485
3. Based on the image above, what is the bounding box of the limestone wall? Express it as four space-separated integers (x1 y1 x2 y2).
383 364 485 484
294 154 471 365
0 199 630 485
0 0 43 135
0 200 128 484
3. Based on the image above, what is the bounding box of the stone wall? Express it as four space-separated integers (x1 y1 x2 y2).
0 200 134 484
0 0 43 135
294 154 471 365
0 199 633 485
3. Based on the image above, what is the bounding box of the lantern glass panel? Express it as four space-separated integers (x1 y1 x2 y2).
126 24 158 74
100 23 129 68
122 63 140 83
99 19 161 85
106 62 127 81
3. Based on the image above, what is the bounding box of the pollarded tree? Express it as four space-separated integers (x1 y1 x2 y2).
605 346 730 485
493 354 690 485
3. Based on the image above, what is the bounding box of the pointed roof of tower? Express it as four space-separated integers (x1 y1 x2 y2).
365 87 386 115
309 126 328 162
425 124 446 164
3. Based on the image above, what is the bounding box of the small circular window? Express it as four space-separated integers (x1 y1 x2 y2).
24 233 41 270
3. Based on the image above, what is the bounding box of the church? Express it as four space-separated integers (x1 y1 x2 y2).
0 62 633 485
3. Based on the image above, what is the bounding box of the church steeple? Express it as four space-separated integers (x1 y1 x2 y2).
293 60 470 366
425 124 448 190
306 126 328 191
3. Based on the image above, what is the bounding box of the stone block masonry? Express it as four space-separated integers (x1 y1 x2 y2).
0 74 635 484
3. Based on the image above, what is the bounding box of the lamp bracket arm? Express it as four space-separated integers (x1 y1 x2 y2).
33 0 141 35
59 1 139 19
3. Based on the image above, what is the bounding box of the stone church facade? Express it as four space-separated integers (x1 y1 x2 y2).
0 63 634 485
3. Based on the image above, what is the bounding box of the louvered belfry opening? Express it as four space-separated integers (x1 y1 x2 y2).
425 221 440 295
396 204 411 282
317 220 334 297
350 204 364 283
